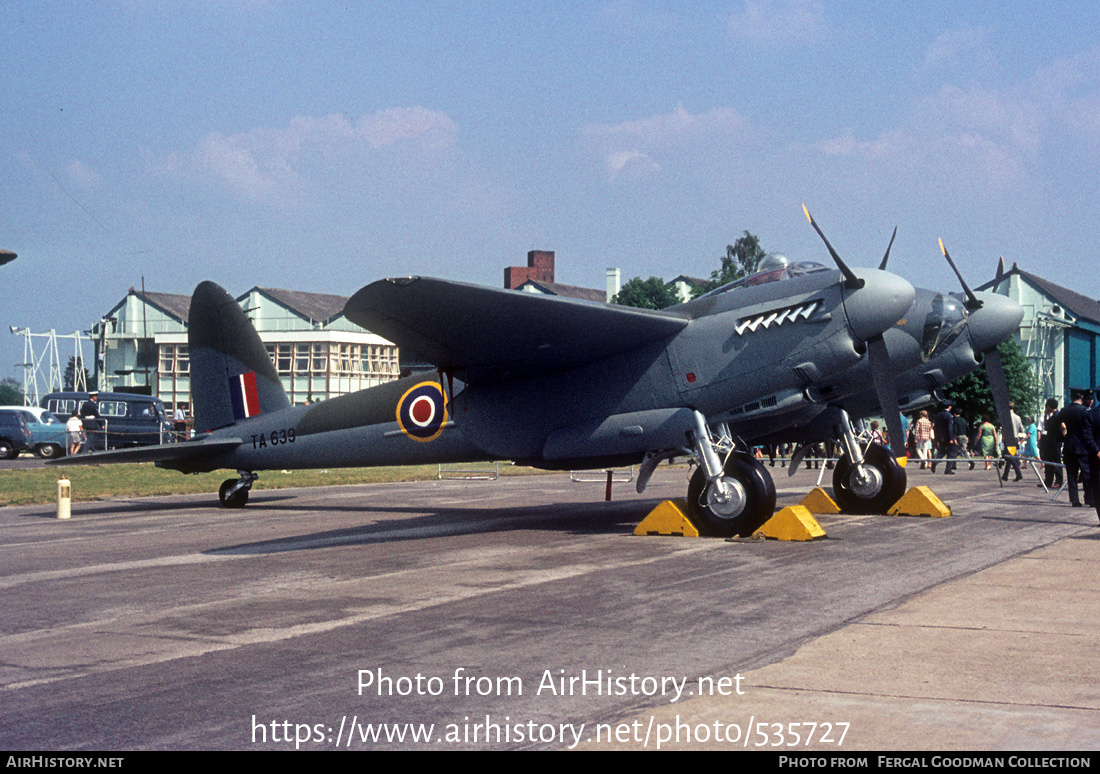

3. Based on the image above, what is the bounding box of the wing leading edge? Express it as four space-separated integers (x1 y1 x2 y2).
344 277 689 381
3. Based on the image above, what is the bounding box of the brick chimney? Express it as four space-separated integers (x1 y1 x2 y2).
504 250 556 289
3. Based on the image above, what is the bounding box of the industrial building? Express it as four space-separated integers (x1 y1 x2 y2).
981 263 1100 413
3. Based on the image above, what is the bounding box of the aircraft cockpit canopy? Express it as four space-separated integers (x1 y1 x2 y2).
700 256 829 299
919 293 967 362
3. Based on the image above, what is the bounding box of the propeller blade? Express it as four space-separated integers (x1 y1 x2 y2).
995 255 1005 282
878 226 898 271
938 238 982 311
984 345 1017 455
867 334 908 467
803 204 864 289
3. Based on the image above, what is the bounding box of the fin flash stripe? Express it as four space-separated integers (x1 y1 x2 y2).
230 372 261 421
396 381 449 442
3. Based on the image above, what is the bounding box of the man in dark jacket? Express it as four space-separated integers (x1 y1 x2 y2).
952 406 973 470
1040 398 1064 489
1059 390 1095 508
1088 389 1100 523
932 402 956 474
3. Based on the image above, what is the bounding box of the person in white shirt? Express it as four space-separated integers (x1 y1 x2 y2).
65 411 84 455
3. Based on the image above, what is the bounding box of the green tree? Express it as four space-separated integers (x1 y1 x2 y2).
0 377 24 406
695 231 767 297
943 338 1038 426
64 357 89 391
612 276 680 310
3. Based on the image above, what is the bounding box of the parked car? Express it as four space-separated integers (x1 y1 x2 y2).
0 406 69 458
42 391 175 450
0 409 32 460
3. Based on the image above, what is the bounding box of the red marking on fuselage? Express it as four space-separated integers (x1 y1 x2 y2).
411 396 434 424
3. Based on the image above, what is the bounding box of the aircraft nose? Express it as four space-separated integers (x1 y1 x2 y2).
967 291 1024 353
842 269 916 343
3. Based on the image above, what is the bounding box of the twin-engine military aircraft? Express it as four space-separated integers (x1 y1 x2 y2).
56 210 1020 538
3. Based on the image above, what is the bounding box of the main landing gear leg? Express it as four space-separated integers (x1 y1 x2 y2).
686 411 776 537
219 470 258 508
825 407 906 514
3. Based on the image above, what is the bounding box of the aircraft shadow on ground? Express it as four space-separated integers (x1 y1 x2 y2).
205 497 659 556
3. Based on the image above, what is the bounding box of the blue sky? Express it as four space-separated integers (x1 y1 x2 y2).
3 1 1099 384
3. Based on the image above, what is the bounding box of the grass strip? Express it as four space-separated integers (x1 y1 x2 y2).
0 462 550 507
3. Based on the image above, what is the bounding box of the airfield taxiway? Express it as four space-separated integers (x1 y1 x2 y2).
1 463 1097 750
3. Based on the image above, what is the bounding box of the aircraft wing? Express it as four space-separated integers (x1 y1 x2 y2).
344 277 689 381
49 437 243 467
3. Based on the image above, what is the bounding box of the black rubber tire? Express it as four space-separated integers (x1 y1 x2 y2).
218 479 249 509
687 454 777 537
36 443 64 459
0 440 15 460
832 442 906 514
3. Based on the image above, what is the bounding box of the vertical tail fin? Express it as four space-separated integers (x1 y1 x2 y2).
188 281 290 433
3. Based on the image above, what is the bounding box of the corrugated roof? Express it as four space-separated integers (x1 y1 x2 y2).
985 266 1100 325
132 290 192 324
250 287 350 323
515 280 607 304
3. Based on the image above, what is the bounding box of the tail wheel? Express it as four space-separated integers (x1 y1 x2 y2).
832 442 906 514
687 454 776 537
218 479 249 509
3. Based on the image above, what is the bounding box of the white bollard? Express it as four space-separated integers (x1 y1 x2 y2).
57 476 71 520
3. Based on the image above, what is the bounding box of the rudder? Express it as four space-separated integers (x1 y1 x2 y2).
189 281 290 433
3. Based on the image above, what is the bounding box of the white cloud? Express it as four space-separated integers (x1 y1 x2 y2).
1028 47 1100 147
158 107 458 204
921 25 994 74
818 128 911 160
816 82 1048 190
606 150 660 179
65 159 101 190
581 103 747 180
727 0 826 47
584 103 743 143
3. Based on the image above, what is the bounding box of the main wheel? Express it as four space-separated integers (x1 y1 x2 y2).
0 440 15 460
687 454 777 537
832 442 906 514
218 479 249 509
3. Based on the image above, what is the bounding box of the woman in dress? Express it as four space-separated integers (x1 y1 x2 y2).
978 413 999 470
1023 416 1039 460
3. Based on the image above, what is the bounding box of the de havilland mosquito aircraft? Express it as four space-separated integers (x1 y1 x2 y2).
57 210 923 538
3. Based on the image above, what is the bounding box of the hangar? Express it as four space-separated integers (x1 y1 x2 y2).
981 262 1100 413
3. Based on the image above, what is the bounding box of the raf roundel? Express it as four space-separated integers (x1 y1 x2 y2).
396 381 449 442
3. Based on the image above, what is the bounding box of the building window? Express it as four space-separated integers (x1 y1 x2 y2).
265 343 293 374
277 343 292 374
158 344 190 374
311 343 328 373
